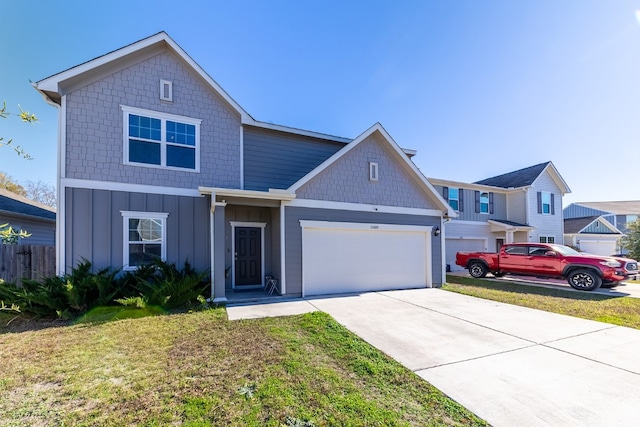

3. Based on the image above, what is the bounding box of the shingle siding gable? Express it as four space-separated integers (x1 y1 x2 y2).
65 51 242 189
296 133 436 209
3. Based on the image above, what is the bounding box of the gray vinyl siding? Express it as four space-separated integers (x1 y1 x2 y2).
65 51 242 189
583 220 618 234
243 126 344 191
432 185 507 222
563 204 608 219
283 206 443 296
297 132 437 209
65 188 210 272
0 214 55 246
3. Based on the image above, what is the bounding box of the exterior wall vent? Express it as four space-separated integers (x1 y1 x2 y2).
160 80 173 102
369 162 379 181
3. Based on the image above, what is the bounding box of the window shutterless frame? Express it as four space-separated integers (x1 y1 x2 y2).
121 105 202 172
121 211 169 270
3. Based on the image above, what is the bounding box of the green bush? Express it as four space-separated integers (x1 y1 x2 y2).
0 259 210 319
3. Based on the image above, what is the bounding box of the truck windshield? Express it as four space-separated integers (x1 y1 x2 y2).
549 245 581 256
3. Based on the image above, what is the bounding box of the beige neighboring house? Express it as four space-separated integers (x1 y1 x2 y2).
0 188 56 245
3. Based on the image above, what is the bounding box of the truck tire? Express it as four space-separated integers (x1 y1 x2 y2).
567 269 602 291
469 262 488 278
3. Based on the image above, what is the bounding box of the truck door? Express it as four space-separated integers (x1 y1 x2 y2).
527 245 562 275
499 245 529 274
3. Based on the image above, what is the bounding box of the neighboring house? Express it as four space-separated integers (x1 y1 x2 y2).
564 201 640 234
0 188 56 245
428 162 571 271
34 32 455 301
563 215 623 256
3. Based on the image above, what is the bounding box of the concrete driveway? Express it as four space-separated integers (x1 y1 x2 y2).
227 288 640 426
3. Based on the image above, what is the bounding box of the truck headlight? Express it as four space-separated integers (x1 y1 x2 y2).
600 261 622 268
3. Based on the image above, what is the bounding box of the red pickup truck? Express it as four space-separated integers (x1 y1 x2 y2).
456 243 639 291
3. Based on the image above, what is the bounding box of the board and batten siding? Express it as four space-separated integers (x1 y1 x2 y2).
65 51 242 190
283 206 443 296
432 185 507 222
528 172 563 242
583 220 619 234
65 188 210 272
243 126 344 191
563 204 608 219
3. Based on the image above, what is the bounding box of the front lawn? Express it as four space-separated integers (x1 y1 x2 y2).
445 275 640 329
0 308 487 426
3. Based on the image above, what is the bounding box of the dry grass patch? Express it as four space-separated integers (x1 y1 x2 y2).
0 307 487 426
445 275 640 329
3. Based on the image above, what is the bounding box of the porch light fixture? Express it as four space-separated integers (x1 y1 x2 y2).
434 226 440 236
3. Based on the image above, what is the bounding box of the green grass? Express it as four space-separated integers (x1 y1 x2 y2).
445 275 640 329
0 307 487 426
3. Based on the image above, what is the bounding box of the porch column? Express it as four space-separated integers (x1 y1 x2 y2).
506 231 514 243
212 203 227 302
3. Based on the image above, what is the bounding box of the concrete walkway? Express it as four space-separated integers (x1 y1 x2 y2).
227 288 640 426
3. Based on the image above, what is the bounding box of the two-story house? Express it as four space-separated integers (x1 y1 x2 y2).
563 201 640 255
34 32 455 301
428 162 571 271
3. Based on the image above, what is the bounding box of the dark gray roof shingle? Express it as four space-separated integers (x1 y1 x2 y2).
474 162 551 188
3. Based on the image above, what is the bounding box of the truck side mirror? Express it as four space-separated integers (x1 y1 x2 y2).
545 251 556 257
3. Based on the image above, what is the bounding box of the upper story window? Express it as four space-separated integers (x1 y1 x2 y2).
122 105 201 171
448 188 459 211
479 191 490 214
537 191 555 215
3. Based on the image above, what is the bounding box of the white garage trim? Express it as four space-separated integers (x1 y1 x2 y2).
300 220 433 297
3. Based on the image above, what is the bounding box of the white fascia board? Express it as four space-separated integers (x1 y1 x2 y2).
288 198 443 218
532 163 572 195
299 220 433 233
62 178 202 197
287 123 455 217
198 186 296 201
427 177 514 194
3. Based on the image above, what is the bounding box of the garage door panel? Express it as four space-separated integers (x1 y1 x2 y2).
302 225 431 297
578 240 617 256
446 239 485 272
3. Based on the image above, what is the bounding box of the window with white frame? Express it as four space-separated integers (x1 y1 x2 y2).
541 192 552 214
122 106 201 171
539 236 555 244
121 211 168 270
369 162 379 181
479 191 490 214
448 188 459 211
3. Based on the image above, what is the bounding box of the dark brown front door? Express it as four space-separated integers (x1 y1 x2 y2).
235 227 262 287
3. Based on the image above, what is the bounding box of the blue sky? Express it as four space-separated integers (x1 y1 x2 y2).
1 0 639 206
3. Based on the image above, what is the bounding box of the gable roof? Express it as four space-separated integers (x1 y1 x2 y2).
0 188 56 221
570 201 640 216
35 32 418 156
564 216 621 235
288 123 456 217
473 161 571 195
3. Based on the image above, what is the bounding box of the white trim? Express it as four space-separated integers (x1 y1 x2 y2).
427 177 513 194
300 220 433 233
160 80 172 102
121 105 201 172
280 201 286 294
229 221 267 289
209 196 215 300
57 95 67 275
287 123 456 218
440 216 447 283
62 178 201 197
120 211 169 271
240 126 244 189
288 198 443 217
199 186 295 201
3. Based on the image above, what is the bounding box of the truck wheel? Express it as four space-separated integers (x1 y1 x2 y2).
567 269 602 291
469 262 488 278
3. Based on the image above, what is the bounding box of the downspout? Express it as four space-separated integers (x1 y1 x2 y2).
440 215 447 286
209 193 216 301
280 200 287 294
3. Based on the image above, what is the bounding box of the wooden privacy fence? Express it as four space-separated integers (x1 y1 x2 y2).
0 245 56 286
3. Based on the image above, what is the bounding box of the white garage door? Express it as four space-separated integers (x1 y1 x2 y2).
301 221 432 297
579 240 617 256
446 238 486 272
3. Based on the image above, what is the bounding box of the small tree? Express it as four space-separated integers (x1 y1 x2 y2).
0 101 37 159
621 219 640 260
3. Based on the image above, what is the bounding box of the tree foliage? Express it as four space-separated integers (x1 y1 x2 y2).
24 180 56 208
0 171 26 196
0 223 31 244
0 101 38 159
621 219 640 261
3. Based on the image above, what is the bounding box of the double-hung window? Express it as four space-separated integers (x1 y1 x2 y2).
448 188 459 211
121 211 169 270
541 192 551 214
479 191 490 214
122 106 201 171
